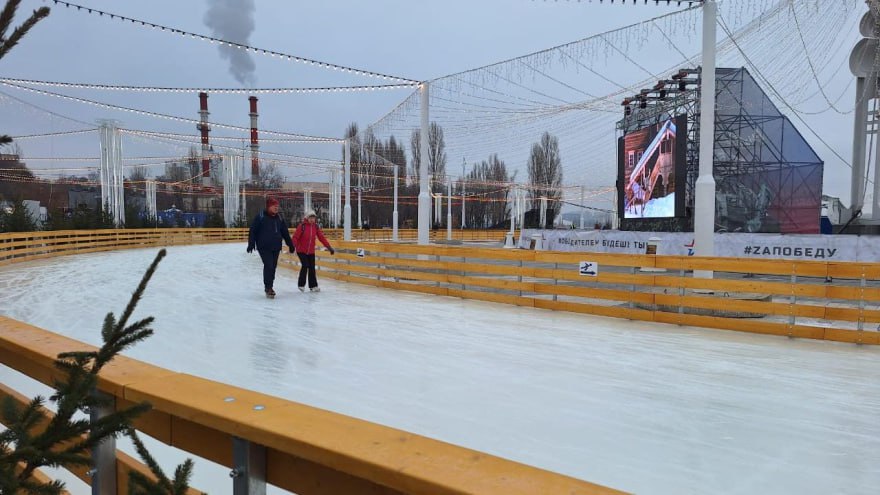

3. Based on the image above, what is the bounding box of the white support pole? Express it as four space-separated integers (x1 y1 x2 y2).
447 177 452 240
99 120 124 227
694 0 717 278
336 169 342 227
579 185 585 229
540 197 548 229
357 187 363 229
113 128 124 226
504 185 516 248
509 186 516 235
518 188 526 232
330 170 336 227
344 139 352 241
357 150 363 228
418 82 431 245
146 180 157 221
335 171 340 227
461 158 467 229
852 77 869 215
241 184 247 224
393 164 399 241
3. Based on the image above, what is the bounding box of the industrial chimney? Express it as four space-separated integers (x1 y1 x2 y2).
198 92 211 181
249 96 259 178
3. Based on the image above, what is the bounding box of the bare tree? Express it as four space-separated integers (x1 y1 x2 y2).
462 154 512 228
527 132 563 227
343 122 362 175
409 122 446 187
251 162 283 191
128 165 148 183
0 0 50 146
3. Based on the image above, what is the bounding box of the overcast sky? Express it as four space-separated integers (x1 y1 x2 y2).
0 0 868 209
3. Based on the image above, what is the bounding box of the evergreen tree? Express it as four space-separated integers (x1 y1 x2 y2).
204 210 225 228
0 250 197 494
95 204 116 229
0 197 37 232
0 0 51 146
125 203 145 229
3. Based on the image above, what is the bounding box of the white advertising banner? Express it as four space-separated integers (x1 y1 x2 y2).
519 230 880 262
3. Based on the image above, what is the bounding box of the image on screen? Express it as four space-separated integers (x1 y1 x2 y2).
620 116 684 219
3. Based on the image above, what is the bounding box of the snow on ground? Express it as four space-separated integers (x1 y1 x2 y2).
1 244 879 494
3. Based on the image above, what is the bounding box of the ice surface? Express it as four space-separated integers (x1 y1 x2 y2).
1 244 879 494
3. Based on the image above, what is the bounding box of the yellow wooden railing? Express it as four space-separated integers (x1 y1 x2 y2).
2 229 877 345
299 241 880 345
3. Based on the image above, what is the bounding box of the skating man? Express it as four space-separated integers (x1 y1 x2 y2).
292 209 334 292
247 197 294 298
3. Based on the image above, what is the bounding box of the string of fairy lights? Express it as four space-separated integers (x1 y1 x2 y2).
45 0 420 85
1 0 864 224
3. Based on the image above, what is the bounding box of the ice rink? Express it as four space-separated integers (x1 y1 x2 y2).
1 244 879 494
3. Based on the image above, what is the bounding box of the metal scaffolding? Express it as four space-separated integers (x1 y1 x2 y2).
617 67 823 234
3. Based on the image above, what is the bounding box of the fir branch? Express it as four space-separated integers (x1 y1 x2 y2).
127 428 198 495
0 0 19 41
0 4 50 60
0 249 190 494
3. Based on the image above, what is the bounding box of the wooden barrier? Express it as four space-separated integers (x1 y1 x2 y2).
0 317 625 495
2 228 878 346
279 240 880 346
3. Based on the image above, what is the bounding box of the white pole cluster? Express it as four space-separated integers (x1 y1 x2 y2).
509 186 517 236
223 153 242 227
392 164 399 241
145 180 157 220
344 139 352 241
98 120 124 226
446 178 452 240
433 191 442 228
539 197 548 229
328 170 337 227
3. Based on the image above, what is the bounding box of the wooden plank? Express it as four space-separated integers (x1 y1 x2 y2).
534 251 651 268
652 275 828 299
534 283 655 305
533 299 655 322
532 268 654 286
380 280 449 297
827 285 880 302
446 274 534 293
824 306 880 324
447 288 535 307
823 328 880 345
655 256 829 278
652 312 826 340
654 293 826 319
827 263 880 280
266 449 406 495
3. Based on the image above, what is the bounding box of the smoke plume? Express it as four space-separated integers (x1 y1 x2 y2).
204 0 257 85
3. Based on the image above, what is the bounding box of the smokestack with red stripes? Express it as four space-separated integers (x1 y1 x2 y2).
249 96 259 177
198 92 211 181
